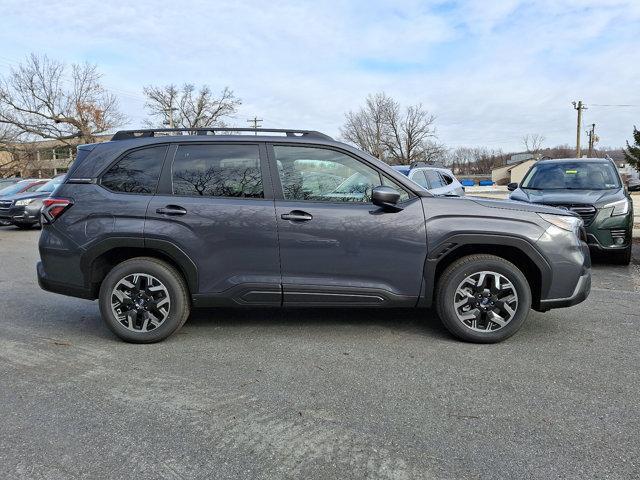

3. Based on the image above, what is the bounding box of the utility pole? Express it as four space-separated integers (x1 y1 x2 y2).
586 123 596 157
572 100 587 158
247 116 263 135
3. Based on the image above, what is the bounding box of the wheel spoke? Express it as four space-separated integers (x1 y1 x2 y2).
458 308 480 321
487 310 507 327
503 303 515 318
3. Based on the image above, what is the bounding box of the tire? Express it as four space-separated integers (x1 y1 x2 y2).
99 257 191 343
610 245 632 265
14 223 33 230
435 254 532 343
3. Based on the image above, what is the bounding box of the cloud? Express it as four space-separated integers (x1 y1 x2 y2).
0 0 638 151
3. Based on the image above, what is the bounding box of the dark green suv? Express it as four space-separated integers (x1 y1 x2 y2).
509 158 633 264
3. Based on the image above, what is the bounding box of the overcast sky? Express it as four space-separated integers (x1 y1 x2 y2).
1 0 639 151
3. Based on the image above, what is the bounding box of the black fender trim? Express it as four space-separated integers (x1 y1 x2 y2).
145 238 198 293
419 233 552 308
79 236 199 294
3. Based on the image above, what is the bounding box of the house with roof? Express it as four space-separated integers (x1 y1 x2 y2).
491 153 541 185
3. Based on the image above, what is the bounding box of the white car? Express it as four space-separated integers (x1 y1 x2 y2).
392 164 465 196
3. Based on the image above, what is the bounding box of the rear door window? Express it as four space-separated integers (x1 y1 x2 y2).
101 146 167 194
172 144 263 198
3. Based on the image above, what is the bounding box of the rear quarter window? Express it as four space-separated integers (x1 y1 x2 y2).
101 146 167 194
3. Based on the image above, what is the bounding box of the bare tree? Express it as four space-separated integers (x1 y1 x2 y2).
143 84 241 129
445 147 506 175
0 54 125 144
340 93 395 161
384 102 440 165
0 125 20 177
522 133 545 153
340 92 441 165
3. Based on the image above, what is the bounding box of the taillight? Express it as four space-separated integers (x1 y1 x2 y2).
42 198 73 223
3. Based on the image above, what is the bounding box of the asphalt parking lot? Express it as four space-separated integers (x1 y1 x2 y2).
1 228 639 480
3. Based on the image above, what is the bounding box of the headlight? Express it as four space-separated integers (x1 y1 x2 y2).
603 198 629 216
15 199 34 206
538 213 583 232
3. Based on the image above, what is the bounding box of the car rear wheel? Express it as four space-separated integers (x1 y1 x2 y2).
99 257 190 343
14 223 33 230
435 254 532 343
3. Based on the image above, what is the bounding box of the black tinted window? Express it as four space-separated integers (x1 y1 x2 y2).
102 146 166 193
172 144 263 198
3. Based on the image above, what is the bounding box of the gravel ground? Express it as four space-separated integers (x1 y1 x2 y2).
0 228 639 480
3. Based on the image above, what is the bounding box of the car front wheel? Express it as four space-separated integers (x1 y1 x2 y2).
435 254 532 343
610 245 632 265
99 257 191 343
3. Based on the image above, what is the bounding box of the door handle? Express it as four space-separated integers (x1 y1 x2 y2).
156 205 187 216
281 210 313 222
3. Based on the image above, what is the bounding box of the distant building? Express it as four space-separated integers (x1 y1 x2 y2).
491 153 541 185
0 135 110 178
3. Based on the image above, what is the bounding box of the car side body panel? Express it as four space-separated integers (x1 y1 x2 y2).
274 197 427 306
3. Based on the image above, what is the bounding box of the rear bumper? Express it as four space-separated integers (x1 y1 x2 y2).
537 269 591 311
37 261 94 300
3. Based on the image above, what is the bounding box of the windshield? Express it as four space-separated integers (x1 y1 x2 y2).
521 161 621 190
0 181 31 196
35 177 63 193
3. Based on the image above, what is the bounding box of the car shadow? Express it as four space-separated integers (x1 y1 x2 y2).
184 306 452 340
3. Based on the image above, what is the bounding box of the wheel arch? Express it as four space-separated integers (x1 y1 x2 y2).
420 234 551 310
80 237 198 298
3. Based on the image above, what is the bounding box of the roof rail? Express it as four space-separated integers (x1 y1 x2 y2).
410 160 447 169
111 128 333 141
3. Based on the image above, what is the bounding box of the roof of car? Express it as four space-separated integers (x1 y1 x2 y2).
111 128 333 141
537 157 614 164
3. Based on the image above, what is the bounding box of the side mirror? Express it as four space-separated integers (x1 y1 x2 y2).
372 186 402 212
507 182 518 191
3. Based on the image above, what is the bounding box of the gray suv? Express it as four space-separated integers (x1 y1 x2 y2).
37 128 591 343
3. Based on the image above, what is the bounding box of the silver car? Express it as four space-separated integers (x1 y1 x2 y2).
392 164 465 196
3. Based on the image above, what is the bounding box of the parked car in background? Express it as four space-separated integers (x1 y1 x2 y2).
38 128 590 344
0 178 20 190
0 179 50 226
509 158 633 264
0 179 48 198
627 177 640 192
392 164 465 196
0 176 64 229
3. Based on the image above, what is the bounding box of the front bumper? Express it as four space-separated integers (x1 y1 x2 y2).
534 223 591 311
0 204 42 225
538 269 591 310
584 208 632 252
